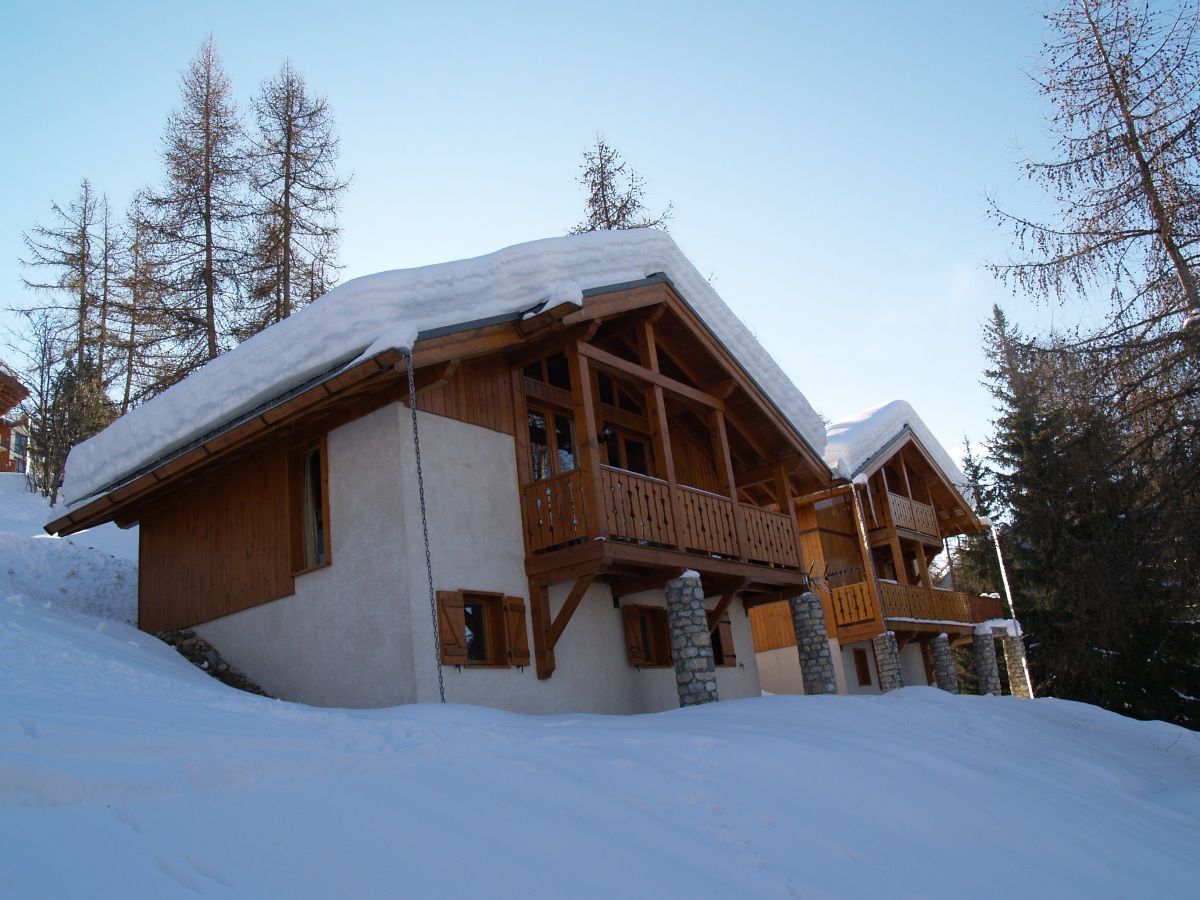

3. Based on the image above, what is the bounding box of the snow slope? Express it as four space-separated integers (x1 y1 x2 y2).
0 473 137 623
61 229 827 510
2 596 1197 898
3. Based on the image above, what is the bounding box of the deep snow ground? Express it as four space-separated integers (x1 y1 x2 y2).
2 472 1198 897
1 595 1197 899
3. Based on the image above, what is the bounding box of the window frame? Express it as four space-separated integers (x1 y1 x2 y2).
622 604 672 668
853 647 873 686
438 589 531 669
526 404 578 482
288 436 332 576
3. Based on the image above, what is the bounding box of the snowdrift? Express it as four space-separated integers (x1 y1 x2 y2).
1 593 1196 898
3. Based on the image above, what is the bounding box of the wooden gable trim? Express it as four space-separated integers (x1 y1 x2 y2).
854 430 982 533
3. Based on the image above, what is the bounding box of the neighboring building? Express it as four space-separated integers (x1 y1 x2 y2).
751 401 1031 699
48 230 839 714
0 360 30 475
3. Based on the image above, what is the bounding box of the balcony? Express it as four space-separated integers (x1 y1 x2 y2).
886 491 939 538
829 579 1005 632
520 466 800 569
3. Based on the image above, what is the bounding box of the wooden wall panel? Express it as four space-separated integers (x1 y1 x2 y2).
416 356 515 435
139 449 294 632
670 426 720 492
749 600 797 652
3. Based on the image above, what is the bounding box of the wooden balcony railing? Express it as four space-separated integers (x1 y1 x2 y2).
828 579 1006 629
676 483 739 557
522 469 589 552
886 492 939 538
521 466 800 568
741 504 801 567
831 581 878 628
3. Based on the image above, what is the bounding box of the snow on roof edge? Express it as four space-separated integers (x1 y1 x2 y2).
823 400 975 508
60 230 828 511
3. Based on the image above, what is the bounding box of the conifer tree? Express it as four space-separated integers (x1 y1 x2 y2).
570 134 672 233
238 61 347 339
148 36 245 390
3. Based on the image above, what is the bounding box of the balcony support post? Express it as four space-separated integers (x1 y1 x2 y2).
636 321 686 552
567 342 605 543
710 409 748 562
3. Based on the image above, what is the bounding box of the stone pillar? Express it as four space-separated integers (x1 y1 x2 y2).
871 631 904 692
973 631 1003 695
665 573 718 707
787 591 838 695
930 633 959 694
1002 634 1033 699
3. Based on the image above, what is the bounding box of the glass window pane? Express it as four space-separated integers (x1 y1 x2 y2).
528 411 551 480
523 361 544 382
464 602 489 662
624 439 649 476
546 353 571 390
303 449 326 567
554 414 576 472
597 372 615 406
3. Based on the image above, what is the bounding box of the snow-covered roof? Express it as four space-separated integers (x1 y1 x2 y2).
61 229 827 509
824 400 971 500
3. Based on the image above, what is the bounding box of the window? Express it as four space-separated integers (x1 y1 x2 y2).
438 590 531 668
599 425 653 476
709 612 737 667
853 647 873 686
289 439 331 574
527 407 576 481
622 605 672 667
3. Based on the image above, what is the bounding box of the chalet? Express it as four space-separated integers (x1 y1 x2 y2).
751 401 1032 698
48 230 855 714
0 360 30 475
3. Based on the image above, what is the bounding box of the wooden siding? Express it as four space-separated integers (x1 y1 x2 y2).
416 355 515 435
749 600 796 652
670 425 721 493
139 449 294 632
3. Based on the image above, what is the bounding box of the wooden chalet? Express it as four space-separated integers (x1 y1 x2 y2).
751 402 1009 694
48 231 842 713
0 360 30 475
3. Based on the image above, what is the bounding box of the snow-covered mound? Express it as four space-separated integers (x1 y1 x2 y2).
61 229 827 510
0 473 137 623
2 598 1196 898
825 399 971 497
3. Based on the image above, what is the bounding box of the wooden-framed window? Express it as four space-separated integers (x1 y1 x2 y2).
709 612 737 667
853 647 873 686
437 590 531 668
622 604 672 667
527 406 577 481
288 437 331 574
523 352 571 391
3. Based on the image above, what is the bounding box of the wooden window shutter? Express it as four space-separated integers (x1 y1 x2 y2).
437 590 468 665
622 606 647 666
717 613 736 667
504 596 531 667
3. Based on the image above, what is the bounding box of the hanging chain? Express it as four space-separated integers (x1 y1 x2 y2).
407 353 445 704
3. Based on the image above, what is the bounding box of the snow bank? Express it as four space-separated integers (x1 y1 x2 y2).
60 230 827 510
825 400 971 497
2 597 1197 898
0 473 136 623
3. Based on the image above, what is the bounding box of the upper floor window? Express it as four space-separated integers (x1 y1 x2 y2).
528 407 576 481
523 352 571 391
289 439 331 573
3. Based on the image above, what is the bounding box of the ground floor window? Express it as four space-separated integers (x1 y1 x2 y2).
438 590 530 668
853 647 873 686
289 438 331 574
622 604 671 667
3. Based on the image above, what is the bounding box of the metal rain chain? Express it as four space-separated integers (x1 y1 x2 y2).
406 352 446 704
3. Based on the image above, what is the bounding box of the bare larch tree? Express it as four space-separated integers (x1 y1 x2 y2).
238 61 348 340
570 134 672 234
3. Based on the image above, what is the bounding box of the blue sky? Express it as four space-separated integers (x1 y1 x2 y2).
1 1 1071 460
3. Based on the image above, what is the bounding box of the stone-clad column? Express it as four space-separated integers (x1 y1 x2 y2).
872 631 904 692
788 591 838 695
1002 634 1033 699
666 573 718 707
973 630 1003 695
930 633 959 694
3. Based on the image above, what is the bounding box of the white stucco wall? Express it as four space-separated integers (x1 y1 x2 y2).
900 641 930 687
841 640 882 695
196 403 416 707
756 647 804 695
197 405 763 714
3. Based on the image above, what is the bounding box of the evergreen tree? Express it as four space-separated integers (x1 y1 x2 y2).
148 36 245 390
570 134 672 233
38 356 117 505
238 61 347 340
